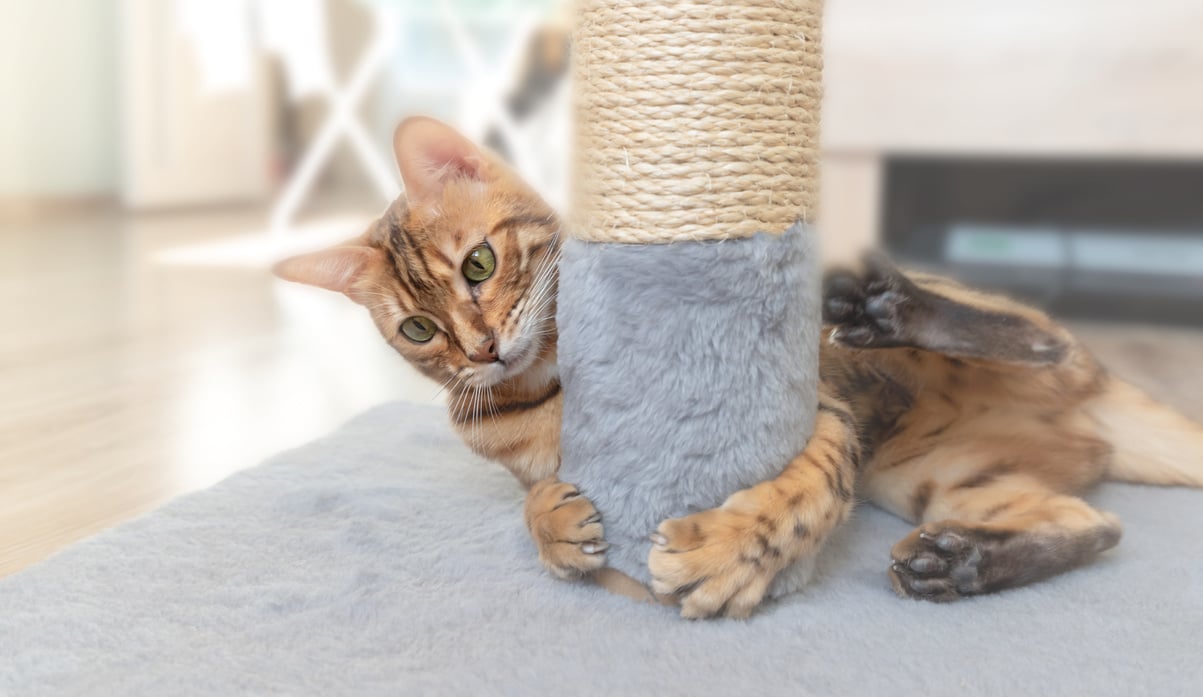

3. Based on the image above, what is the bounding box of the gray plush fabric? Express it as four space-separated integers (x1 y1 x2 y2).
2 402 1201 696
557 225 821 584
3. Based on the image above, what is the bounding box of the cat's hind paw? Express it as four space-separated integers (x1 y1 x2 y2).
888 524 983 602
823 253 917 349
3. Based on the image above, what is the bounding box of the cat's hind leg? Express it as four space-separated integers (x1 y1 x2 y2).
866 444 1122 602
889 491 1121 602
823 253 1077 368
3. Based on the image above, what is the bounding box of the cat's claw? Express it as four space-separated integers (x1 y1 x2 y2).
648 508 779 620
524 479 607 579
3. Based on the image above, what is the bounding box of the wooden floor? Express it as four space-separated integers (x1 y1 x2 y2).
2 202 1201 577
0 200 436 577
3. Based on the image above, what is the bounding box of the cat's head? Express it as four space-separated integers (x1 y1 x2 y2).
274 117 561 390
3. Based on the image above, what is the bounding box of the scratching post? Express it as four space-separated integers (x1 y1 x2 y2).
557 0 824 589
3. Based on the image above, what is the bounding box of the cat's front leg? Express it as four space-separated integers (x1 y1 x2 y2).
648 395 860 618
524 478 608 579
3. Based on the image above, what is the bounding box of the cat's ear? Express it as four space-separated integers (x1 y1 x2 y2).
393 116 489 206
273 245 384 305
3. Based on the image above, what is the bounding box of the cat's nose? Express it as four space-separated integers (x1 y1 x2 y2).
468 336 500 364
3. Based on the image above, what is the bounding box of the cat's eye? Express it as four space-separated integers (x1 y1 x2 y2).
462 244 496 283
400 316 437 343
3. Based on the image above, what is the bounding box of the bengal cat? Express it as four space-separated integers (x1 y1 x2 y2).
276 117 1203 618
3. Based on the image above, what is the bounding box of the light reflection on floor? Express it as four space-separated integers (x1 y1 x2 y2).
0 200 441 574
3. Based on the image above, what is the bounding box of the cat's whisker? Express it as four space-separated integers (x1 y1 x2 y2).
525 270 559 322
527 246 560 296
527 303 558 332
463 384 479 448
432 371 463 402
455 385 471 445
450 374 478 430
531 273 552 299
449 383 469 426
484 385 504 436
529 296 555 325
468 386 480 446
535 255 559 287
529 267 556 301
475 385 484 446
536 257 561 295
472 384 486 447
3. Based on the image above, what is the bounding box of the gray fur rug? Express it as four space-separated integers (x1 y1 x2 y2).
2 402 1200 696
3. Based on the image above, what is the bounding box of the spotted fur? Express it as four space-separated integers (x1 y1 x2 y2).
276 118 1203 618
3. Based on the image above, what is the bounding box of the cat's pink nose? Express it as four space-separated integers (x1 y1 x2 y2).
469 337 499 364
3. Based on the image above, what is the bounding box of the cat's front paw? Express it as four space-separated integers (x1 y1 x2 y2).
823 253 917 349
648 505 779 619
524 479 607 579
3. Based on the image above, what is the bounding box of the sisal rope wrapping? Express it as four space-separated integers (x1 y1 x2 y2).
571 0 823 245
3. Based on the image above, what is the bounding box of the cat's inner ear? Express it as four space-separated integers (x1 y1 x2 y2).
394 116 489 206
273 245 384 304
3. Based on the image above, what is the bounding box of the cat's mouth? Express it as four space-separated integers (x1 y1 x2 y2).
461 316 550 388
468 337 541 388
469 360 522 389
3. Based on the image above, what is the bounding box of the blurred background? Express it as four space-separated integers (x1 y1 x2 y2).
2 0 1201 575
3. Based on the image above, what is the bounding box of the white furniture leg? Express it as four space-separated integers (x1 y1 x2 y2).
268 6 400 239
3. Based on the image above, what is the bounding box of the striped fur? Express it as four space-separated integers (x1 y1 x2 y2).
276 119 1203 618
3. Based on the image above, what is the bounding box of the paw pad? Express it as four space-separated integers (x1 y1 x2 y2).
822 256 915 348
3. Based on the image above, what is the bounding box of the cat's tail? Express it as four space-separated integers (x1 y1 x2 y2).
1089 378 1203 488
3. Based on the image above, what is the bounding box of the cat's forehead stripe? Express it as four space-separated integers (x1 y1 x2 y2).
388 271 418 308
386 214 441 296
426 245 454 269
